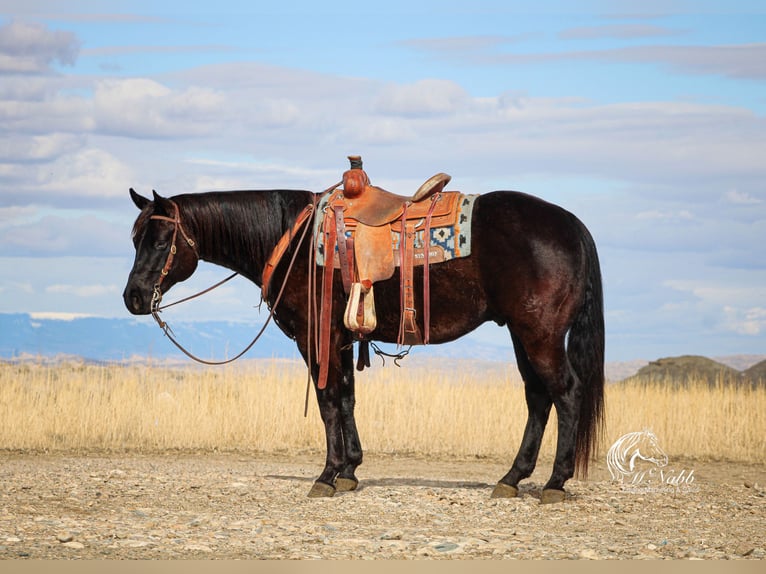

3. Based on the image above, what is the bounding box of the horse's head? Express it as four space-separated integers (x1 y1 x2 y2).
123 188 199 315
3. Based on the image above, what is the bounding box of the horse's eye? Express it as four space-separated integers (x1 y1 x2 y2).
154 241 168 250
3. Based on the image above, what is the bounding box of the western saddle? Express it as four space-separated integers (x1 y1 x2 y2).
263 155 461 389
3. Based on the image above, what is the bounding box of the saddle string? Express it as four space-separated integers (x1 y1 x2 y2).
368 341 412 367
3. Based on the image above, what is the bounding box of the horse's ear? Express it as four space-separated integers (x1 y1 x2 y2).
151 189 172 215
129 188 151 210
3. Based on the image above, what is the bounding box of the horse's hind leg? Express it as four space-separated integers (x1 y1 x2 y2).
523 341 582 503
541 365 582 501
495 331 584 503
492 333 553 498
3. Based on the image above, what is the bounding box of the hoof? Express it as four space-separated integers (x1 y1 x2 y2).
540 488 566 504
335 477 359 492
307 481 336 498
490 482 519 499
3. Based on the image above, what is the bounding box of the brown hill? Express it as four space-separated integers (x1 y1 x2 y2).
622 355 746 386
743 359 766 385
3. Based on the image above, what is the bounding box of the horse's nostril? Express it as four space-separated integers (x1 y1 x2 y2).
124 288 144 314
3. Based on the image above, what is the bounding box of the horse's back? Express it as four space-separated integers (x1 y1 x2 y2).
474 191 588 246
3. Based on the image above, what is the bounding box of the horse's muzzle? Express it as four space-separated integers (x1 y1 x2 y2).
123 285 150 315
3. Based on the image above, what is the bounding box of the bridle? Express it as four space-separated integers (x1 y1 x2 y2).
149 199 198 311
145 198 315 366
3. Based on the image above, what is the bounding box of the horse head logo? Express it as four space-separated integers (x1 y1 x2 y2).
606 430 669 482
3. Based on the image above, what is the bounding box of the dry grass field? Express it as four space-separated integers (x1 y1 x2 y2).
2 358 765 560
1 358 763 463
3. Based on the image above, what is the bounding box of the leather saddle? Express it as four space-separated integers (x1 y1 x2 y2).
320 156 457 351
263 155 461 389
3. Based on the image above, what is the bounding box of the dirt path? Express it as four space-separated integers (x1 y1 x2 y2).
0 452 763 559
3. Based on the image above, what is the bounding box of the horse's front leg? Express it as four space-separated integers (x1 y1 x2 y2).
307 343 363 498
335 344 362 492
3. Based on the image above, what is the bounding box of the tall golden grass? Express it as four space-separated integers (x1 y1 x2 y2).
1 359 763 462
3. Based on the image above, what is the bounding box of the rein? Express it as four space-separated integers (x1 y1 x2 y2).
148 200 316 366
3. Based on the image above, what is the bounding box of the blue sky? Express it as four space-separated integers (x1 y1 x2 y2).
0 0 764 362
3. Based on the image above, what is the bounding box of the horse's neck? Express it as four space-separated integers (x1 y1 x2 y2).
182 190 308 285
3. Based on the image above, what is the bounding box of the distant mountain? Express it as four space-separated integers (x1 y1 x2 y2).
743 359 766 384
714 354 766 372
0 313 511 364
622 355 760 386
0 313 296 362
2 314 762 383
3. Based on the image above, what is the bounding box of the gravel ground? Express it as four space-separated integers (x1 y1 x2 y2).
0 452 763 560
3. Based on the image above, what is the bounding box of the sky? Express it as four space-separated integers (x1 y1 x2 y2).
0 0 764 362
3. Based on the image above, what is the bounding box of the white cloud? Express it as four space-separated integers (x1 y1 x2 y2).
374 79 469 117
29 311 92 320
0 20 79 73
0 205 38 226
0 212 131 256
663 280 766 305
349 118 418 145
408 36 766 80
2 52 764 206
723 306 766 335
93 78 226 138
33 148 134 199
725 189 763 204
0 132 84 162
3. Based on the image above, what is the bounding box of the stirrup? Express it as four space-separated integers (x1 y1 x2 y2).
344 282 377 334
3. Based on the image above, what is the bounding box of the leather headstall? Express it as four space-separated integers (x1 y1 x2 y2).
149 199 198 291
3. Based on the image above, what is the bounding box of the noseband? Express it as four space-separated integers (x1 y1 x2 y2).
148 200 198 316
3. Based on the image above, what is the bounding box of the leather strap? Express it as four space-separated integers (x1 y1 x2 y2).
356 339 370 371
422 193 440 344
150 200 197 289
398 203 423 346
261 204 315 299
333 202 354 294
317 208 337 390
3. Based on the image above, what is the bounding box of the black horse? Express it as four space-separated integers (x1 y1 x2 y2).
123 183 604 504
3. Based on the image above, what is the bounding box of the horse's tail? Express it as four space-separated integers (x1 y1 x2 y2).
567 221 606 479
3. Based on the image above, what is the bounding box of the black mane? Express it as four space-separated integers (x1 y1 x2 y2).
134 189 315 283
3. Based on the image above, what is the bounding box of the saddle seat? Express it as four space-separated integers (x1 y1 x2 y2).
338 155 451 226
